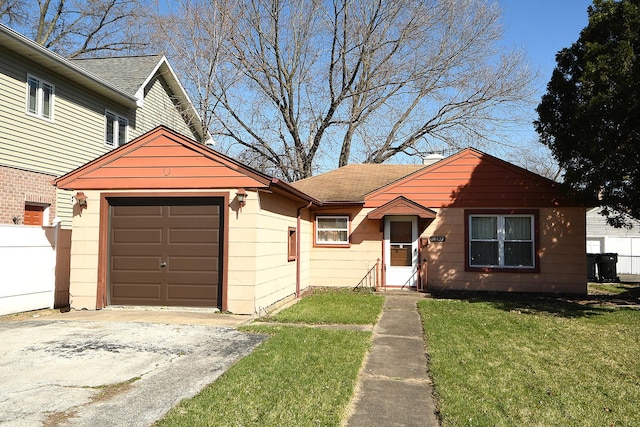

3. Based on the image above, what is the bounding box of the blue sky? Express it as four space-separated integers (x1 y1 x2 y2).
494 0 594 151
499 0 593 84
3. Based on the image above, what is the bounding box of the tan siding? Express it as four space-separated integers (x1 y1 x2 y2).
67 190 102 309
227 191 299 314
298 208 313 293
422 207 586 293
133 76 200 142
309 208 382 287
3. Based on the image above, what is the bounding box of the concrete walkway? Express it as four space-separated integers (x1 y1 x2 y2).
345 293 440 427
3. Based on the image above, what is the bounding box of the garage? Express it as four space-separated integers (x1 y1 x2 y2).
53 126 311 314
109 197 223 307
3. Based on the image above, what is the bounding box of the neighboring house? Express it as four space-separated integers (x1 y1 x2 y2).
0 23 206 315
586 207 640 275
53 126 587 315
0 23 207 228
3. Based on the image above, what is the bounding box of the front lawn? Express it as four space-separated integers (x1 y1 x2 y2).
264 287 384 325
419 297 640 426
157 288 379 426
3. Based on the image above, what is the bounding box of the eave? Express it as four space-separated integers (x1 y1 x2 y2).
0 23 137 108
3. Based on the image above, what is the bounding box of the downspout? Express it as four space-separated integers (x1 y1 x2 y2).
296 202 313 298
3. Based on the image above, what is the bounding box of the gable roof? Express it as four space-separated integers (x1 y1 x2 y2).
367 196 436 219
292 148 575 209
365 148 572 208
72 54 208 143
291 164 425 202
52 126 318 205
72 55 165 97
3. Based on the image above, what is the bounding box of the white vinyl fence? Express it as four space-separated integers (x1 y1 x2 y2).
587 236 640 275
0 224 59 315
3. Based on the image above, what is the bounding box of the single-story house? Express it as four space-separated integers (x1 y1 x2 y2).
53 126 587 315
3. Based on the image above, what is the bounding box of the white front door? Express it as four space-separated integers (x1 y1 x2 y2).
384 216 418 287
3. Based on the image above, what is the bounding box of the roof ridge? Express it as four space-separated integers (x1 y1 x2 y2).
70 54 163 60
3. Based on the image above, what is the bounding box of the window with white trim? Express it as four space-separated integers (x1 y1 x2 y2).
105 111 128 147
315 216 349 245
26 75 54 120
469 214 534 268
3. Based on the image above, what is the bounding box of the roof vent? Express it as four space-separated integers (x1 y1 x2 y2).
422 153 445 166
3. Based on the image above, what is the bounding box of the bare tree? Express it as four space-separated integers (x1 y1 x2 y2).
154 0 536 180
1 0 150 57
151 0 239 144
503 142 563 182
0 0 26 24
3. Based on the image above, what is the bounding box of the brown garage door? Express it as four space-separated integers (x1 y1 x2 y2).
109 197 223 307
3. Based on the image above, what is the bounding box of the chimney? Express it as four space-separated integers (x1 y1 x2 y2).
422 153 445 166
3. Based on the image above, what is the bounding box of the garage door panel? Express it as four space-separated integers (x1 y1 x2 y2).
111 243 164 256
112 256 162 271
109 197 223 308
166 271 218 284
112 229 163 244
111 271 162 284
168 229 218 244
112 205 163 217
111 283 162 299
168 204 219 215
168 257 218 271
165 243 218 256
168 285 217 299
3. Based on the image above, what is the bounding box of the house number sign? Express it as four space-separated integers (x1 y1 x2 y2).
429 236 446 243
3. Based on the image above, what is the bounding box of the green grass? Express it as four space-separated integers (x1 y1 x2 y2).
264 287 384 325
157 288 381 426
157 325 370 426
588 282 640 296
419 297 640 426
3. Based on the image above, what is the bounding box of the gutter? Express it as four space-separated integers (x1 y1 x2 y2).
0 24 137 108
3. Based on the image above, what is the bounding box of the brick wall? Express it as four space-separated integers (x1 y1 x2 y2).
0 166 57 225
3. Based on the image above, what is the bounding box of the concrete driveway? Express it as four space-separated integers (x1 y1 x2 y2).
0 314 266 426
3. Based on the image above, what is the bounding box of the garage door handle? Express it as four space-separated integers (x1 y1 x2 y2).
160 261 167 268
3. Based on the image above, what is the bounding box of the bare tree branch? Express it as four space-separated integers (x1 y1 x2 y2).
151 0 537 180
2 0 150 57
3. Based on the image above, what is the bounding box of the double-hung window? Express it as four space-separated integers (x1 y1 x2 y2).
26 75 54 120
105 111 128 147
315 215 350 246
468 211 536 270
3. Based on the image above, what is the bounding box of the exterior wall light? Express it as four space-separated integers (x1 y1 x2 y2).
73 191 88 208
236 188 247 208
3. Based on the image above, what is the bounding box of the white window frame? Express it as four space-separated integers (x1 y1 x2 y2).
469 214 535 268
105 110 128 147
26 74 54 121
315 215 350 246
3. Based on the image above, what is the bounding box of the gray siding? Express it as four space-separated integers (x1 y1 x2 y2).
586 208 640 238
133 76 201 142
0 45 135 177
1 47 200 227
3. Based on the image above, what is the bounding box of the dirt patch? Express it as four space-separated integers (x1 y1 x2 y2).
0 308 60 322
43 378 140 427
